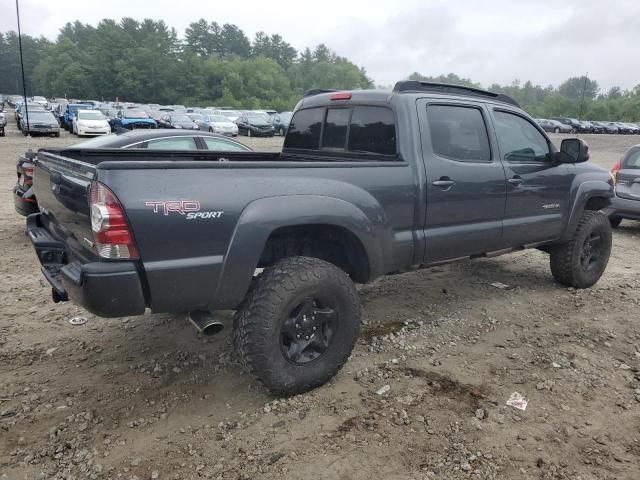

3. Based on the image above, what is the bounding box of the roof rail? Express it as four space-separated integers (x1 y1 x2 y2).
303 88 339 98
392 81 520 107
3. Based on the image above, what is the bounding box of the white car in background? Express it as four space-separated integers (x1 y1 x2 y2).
201 114 239 136
73 110 111 136
214 110 241 123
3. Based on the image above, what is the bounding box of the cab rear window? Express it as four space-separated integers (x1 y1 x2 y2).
284 105 397 158
284 108 324 150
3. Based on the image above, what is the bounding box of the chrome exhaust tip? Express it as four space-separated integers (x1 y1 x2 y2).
188 310 224 336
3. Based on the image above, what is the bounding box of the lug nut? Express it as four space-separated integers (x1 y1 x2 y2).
305 335 309 340
312 326 316 331
296 334 301 339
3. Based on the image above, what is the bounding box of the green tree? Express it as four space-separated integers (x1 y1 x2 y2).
558 76 599 100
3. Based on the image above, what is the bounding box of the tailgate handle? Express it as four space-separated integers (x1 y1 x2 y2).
50 171 62 184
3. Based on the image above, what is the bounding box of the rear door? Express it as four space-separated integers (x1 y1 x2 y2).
418 100 507 263
615 147 640 201
490 108 573 247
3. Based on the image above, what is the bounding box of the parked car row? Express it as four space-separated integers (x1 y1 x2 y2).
10 94 638 140
6 95 294 138
536 117 640 135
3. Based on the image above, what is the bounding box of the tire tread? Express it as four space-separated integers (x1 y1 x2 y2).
233 256 360 395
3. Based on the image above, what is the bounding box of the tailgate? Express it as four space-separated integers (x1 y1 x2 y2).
33 151 97 258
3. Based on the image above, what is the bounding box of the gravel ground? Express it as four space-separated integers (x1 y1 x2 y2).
1 116 639 480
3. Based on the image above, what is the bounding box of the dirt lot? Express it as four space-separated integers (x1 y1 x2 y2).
1 116 639 480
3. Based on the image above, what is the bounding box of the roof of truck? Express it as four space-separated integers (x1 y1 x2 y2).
301 81 520 109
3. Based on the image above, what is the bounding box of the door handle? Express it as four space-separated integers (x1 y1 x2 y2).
432 177 455 188
508 176 523 186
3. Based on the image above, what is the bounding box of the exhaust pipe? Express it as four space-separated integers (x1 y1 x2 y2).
188 310 224 336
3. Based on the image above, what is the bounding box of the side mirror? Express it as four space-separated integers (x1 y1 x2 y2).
559 138 589 164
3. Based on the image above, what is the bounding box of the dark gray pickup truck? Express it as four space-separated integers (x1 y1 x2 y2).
27 82 615 395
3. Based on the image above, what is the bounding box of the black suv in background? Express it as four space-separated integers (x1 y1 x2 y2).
236 112 276 137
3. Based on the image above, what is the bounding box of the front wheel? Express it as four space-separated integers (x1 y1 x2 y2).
550 211 612 288
247 128 251 137
233 256 360 396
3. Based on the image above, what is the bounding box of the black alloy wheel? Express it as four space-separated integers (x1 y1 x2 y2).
279 297 337 365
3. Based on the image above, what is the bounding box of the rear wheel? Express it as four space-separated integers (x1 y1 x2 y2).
550 211 612 288
554 127 560 133
233 256 360 395
247 128 251 137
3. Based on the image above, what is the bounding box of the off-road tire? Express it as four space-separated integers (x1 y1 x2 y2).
550 211 612 288
609 216 622 228
233 256 360 396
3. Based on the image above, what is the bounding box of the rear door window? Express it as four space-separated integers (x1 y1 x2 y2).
427 105 491 162
202 137 249 152
146 137 198 150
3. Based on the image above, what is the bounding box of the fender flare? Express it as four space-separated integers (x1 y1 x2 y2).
211 195 392 309
560 179 613 242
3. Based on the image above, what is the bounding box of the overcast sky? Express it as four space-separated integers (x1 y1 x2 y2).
2 0 639 91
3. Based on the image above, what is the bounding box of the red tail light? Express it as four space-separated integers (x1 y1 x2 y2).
611 159 622 183
89 182 138 260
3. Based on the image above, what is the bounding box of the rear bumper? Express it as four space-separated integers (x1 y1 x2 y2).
603 195 640 220
14 186 39 217
27 213 146 318
78 127 110 136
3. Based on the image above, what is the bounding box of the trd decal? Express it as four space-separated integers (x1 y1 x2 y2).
145 200 223 219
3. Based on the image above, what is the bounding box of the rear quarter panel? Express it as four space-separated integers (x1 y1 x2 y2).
98 161 418 312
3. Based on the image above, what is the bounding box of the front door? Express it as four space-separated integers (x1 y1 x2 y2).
419 101 507 263
490 109 573 247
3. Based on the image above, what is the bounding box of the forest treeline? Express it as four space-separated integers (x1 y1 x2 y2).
1 19 638 118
